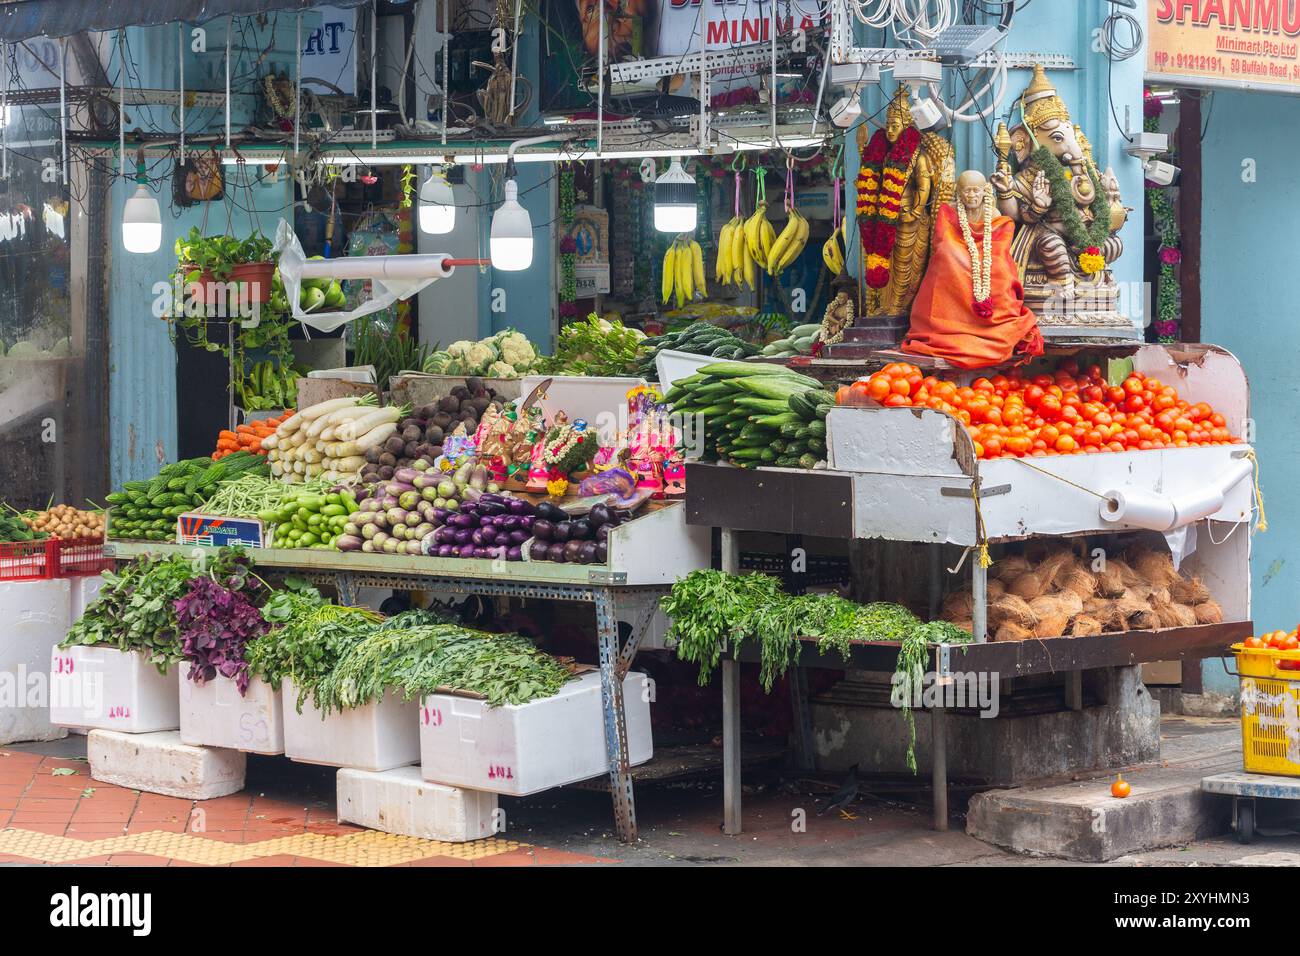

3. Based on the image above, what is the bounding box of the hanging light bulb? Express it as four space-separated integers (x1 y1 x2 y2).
418 166 456 234
489 161 532 271
121 146 161 254
653 158 697 233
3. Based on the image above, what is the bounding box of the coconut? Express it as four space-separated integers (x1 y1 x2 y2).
1009 572 1046 602
987 578 1007 599
1194 600 1224 625
1171 575 1212 606
942 591 973 622
1095 564 1127 598
1071 614 1104 637
1037 548 1076 590
989 593 1036 629
993 555 1032 582
1108 556 1143 588
1058 563 1098 601
1029 591 1084 624
994 621 1033 642
1130 547 1181 589
1033 613 1071 638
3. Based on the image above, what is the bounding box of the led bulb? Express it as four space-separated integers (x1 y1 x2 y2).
121 183 162 254
653 158 697 233
418 169 456 234
490 179 533 271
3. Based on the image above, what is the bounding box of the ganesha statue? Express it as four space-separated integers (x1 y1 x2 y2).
989 64 1136 342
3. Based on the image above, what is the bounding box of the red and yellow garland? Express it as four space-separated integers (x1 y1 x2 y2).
856 126 922 289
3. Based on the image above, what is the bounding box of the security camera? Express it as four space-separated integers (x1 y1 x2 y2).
1143 159 1180 187
911 95 946 131
829 93 863 128
1124 131 1169 164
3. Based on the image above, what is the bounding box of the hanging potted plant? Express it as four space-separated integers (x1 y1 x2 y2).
174 228 277 307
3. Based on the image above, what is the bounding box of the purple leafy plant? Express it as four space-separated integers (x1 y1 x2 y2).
174 576 269 695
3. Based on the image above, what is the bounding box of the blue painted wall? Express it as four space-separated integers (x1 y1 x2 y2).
107 22 294 486
1199 90 1300 695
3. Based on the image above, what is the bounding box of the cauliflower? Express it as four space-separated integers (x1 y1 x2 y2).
486 360 517 379
497 332 536 371
446 340 476 361
422 350 451 373
465 341 498 374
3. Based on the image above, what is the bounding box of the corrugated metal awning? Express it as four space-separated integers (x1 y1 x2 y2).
0 0 395 43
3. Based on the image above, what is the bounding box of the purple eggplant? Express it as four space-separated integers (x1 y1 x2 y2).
335 535 363 552
595 523 612 543
570 519 593 541
595 542 608 563
588 504 613 527
552 521 572 543
562 540 585 563
577 541 599 564
507 498 534 516
546 543 567 563
529 540 550 561
508 529 530 545
458 543 478 559
532 519 554 541
506 546 522 561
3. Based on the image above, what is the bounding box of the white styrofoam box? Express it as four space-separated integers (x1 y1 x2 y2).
70 574 105 623
518 374 646 432
49 645 180 733
654 349 714 389
178 665 285 755
419 670 652 796
282 678 420 771
87 729 246 800
828 405 1255 544
336 766 498 842
0 578 71 745
605 502 710 586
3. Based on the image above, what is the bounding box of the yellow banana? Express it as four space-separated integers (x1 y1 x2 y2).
822 230 843 275
759 214 776 267
715 219 734 284
742 242 756 290
777 210 809 275
731 216 748 286
767 209 800 276
662 242 677 304
676 238 693 307
745 202 768 268
690 240 707 299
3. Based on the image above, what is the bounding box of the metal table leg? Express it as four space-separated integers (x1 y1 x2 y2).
595 587 637 843
721 528 742 834
723 657 742 835
932 704 948 831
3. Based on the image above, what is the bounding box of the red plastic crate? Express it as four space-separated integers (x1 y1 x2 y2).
54 537 110 577
0 539 55 581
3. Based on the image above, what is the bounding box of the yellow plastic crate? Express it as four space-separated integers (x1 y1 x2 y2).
1232 643 1300 776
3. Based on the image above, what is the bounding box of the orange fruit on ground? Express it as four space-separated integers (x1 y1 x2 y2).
1111 776 1131 799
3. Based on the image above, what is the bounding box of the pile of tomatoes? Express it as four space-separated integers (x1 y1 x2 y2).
1244 630 1299 651
836 360 1241 460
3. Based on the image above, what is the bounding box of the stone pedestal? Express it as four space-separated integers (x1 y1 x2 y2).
87 729 246 799
1027 271 1141 344
824 320 908 358
810 665 1160 786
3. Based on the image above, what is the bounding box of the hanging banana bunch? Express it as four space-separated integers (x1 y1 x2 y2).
821 174 847 276
662 235 707 308
768 163 810 278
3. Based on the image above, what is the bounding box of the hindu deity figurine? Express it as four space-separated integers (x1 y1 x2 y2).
855 86 955 343
988 64 1134 340
902 170 1042 369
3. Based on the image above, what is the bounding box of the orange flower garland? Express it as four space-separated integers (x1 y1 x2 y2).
856 126 922 289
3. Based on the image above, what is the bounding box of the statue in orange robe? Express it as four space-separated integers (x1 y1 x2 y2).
902 170 1042 369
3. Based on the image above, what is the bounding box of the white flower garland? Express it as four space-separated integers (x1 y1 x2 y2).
956 186 994 313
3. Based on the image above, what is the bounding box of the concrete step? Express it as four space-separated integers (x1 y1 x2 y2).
966 716 1241 862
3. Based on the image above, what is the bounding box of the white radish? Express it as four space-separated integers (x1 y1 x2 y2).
333 455 365 473
299 396 362 421
355 421 399 452
276 411 303 435
261 434 279 450
339 406 402 442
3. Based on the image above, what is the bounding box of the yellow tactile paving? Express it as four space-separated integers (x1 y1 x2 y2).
0 827 525 866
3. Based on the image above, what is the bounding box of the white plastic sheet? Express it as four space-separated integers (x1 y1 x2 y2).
273 219 445 333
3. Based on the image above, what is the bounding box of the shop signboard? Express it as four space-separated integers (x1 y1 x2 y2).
1146 0 1300 95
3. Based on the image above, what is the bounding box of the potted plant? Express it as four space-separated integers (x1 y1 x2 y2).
174 228 277 306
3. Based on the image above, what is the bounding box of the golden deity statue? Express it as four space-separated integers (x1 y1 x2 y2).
989 64 1133 341
855 87 955 330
